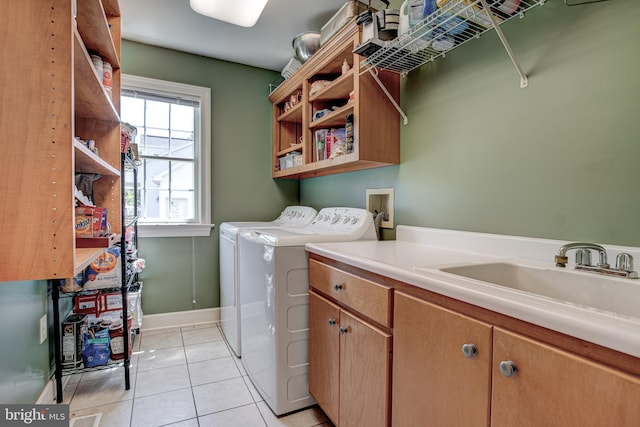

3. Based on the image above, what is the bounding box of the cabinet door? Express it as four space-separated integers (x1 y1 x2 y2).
392 292 493 427
492 328 640 427
339 310 392 427
309 291 340 425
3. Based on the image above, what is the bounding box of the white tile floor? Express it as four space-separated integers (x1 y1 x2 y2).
63 323 333 427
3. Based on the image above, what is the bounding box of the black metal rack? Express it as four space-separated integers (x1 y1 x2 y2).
51 153 139 403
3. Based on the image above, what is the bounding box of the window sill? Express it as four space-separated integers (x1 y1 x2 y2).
138 223 215 238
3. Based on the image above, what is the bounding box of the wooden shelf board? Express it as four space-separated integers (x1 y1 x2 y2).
101 0 121 17
74 29 120 123
309 104 354 129
75 139 120 176
75 247 107 275
75 0 120 67
277 143 303 157
310 70 353 102
277 103 303 123
273 154 399 180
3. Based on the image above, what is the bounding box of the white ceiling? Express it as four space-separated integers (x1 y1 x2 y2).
120 0 381 72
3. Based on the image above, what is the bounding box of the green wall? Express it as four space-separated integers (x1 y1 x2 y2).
301 0 640 247
9 0 637 405
0 280 50 403
121 41 299 314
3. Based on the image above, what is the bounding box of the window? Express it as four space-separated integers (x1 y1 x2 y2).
121 74 213 237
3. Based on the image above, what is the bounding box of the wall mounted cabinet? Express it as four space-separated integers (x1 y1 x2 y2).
269 21 400 179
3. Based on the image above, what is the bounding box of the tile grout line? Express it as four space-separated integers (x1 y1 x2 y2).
181 326 202 426
70 323 334 426
127 330 141 427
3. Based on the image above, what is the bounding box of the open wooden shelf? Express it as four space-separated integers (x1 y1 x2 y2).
270 21 400 180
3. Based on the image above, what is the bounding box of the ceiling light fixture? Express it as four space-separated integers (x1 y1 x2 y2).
189 0 269 28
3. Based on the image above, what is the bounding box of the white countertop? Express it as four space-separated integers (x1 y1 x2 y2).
305 226 640 358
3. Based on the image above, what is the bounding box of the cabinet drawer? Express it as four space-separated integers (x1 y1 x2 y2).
309 258 392 327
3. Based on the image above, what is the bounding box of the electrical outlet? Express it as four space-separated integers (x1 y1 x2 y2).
39 314 47 344
366 188 395 229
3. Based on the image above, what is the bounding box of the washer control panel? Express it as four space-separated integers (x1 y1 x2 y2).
308 207 373 233
273 206 318 226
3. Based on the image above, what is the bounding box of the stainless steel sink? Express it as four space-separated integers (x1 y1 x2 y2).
435 262 640 319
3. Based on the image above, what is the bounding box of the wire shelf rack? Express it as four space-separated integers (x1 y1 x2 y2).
360 0 545 79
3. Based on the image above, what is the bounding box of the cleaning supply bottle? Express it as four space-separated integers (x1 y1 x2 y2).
409 0 437 28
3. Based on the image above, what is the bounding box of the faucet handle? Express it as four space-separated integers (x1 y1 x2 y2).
615 253 634 272
575 249 592 266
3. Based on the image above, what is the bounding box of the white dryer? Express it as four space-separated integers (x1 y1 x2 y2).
238 207 377 415
219 206 317 357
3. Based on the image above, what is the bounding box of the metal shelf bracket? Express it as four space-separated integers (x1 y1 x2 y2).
479 0 534 89
369 68 409 125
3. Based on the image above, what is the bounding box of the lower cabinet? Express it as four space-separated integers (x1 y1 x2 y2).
309 290 392 427
392 291 493 427
309 291 340 423
393 291 640 427
492 328 640 426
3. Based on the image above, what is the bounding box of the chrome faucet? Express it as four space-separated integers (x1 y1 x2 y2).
554 242 609 268
554 242 638 279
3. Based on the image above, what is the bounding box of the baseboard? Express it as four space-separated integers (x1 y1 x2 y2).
140 307 220 332
37 376 70 404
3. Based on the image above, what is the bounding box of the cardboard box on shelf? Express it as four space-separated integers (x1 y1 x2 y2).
84 247 121 290
73 291 100 315
75 206 107 237
62 313 88 368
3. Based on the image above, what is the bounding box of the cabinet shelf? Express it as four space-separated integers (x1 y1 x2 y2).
277 103 303 123
310 69 353 102
75 138 120 176
277 143 303 157
272 153 362 179
75 247 111 275
309 104 354 129
360 0 544 82
75 0 120 68
74 28 119 122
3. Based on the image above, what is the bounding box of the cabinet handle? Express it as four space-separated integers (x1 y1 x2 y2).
499 360 518 377
339 327 349 335
461 343 478 358
334 283 344 291
328 319 337 326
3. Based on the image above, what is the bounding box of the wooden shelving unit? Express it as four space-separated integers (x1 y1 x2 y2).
269 21 400 179
0 0 122 282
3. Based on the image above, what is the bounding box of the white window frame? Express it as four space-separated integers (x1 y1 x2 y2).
121 74 214 238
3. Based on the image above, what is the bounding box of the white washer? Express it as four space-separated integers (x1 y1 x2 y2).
238 207 377 416
219 206 317 357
